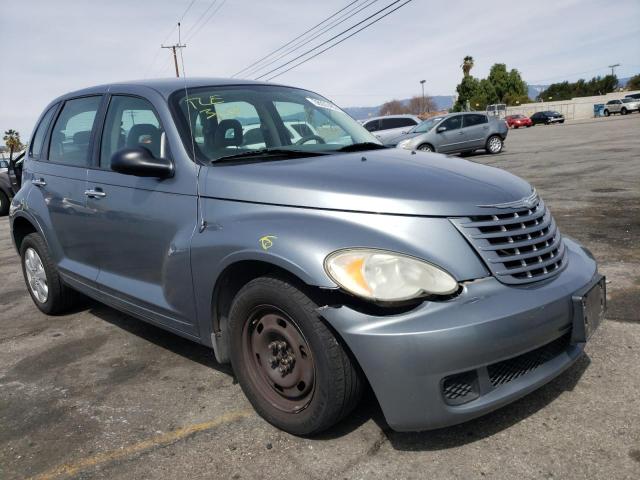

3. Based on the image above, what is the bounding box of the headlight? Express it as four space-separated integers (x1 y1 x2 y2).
396 139 412 149
324 248 458 302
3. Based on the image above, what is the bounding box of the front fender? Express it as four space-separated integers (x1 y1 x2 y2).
190 198 489 347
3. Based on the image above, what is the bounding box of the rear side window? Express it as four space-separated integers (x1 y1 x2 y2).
100 96 163 169
463 114 488 127
380 117 416 130
30 105 57 159
49 96 102 166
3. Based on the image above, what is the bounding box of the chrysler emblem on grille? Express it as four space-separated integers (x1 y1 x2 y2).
478 190 539 209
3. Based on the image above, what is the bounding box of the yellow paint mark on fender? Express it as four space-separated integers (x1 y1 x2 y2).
30 409 254 480
259 235 277 250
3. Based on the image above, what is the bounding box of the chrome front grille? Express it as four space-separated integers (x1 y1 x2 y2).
451 199 567 284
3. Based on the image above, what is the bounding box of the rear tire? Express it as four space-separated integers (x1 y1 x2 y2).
486 135 503 154
229 276 363 436
20 233 76 315
604 109 610 117
0 191 9 216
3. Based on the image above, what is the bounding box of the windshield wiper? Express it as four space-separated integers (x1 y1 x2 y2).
336 142 388 152
212 148 327 164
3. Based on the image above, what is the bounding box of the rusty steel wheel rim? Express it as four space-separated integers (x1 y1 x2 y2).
242 306 315 413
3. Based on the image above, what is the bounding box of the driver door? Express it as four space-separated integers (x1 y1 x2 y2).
85 94 199 335
436 115 465 153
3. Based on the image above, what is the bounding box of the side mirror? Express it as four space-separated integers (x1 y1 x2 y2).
436 126 447 133
111 147 174 178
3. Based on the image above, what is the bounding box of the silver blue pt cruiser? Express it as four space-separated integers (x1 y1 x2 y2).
10 79 605 435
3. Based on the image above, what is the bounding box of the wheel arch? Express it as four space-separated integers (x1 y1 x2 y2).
11 213 40 252
209 258 337 364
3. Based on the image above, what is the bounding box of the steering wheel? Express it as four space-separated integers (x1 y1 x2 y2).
294 135 326 145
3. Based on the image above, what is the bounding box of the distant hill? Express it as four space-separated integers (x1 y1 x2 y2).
343 95 455 120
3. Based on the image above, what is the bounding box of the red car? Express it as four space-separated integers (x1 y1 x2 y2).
505 114 532 128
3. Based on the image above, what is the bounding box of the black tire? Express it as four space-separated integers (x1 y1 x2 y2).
621 108 627 115
417 144 434 153
20 233 76 315
486 135 503 154
229 276 363 436
604 109 610 117
0 191 9 216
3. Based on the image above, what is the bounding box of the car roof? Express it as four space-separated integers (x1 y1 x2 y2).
49 77 291 103
365 114 420 122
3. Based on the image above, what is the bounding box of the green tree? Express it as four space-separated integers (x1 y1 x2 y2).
541 74 618 100
453 75 480 111
2 129 23 161
487 64 527 104
627 74 640 90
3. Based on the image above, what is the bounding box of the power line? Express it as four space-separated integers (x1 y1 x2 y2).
241 0 379 79
258 0 412 81
182 0 219 41
233 0 362 78
185 0 227 42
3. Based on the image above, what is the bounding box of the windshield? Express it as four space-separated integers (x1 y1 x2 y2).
411 117 443 133
171 85 381 162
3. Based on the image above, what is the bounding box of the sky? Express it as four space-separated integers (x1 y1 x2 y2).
1 0 639 142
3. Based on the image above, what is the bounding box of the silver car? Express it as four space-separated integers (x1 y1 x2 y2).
392 112 508 155
362 114 420 144
604 98 640 116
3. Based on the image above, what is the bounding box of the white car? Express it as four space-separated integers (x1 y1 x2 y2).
604 98 640 116
361 115 420 144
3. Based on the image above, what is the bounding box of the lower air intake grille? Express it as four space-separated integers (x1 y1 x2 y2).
488 334 570 387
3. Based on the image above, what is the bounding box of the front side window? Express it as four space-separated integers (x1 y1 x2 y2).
440 116 462 131
172 85 380 162
0 160 8 169
100 96 163 169
49 96 102 166
412 117 443 133
30 105 57 159
463 114 488 127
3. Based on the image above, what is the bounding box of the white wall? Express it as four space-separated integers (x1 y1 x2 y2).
506 90 640 120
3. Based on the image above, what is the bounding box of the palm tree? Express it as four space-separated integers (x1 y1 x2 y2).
3 129 23 161
461 56 474 77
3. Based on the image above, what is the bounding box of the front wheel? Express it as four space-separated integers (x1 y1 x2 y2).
417 144 434 152
20 233 76 314
229 277 363 435
486 135 503 154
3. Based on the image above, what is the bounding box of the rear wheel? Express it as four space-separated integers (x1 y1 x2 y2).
604 109 610 117
20 233 76 315
486 135 503 154
417 144 434 152
229 276 363 435
0 191 9 216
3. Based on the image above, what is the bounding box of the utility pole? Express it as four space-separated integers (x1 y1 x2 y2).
608 63 620 76
419 80 426 114
162 43 187 77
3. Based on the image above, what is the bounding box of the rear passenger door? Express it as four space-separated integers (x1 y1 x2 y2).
26 95 103 285
85 93 199 335
461 114 489 149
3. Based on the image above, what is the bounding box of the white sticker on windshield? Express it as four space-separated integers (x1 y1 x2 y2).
306 97 341 112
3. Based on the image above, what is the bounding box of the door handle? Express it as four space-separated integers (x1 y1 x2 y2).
31 178 47 187
84 189 106 199
458 131 464 135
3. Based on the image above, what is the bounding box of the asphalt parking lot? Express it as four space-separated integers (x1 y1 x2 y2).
1 115 639 480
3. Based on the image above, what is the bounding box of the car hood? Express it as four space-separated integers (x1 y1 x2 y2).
202 149 533 216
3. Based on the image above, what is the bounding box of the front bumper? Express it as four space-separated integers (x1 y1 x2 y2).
320 238 599 431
